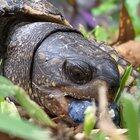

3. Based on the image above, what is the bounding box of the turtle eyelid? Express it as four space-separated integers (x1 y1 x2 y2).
62 59 93 85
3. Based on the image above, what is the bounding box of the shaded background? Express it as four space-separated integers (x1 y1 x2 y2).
48 0 140 42
48 0 119 29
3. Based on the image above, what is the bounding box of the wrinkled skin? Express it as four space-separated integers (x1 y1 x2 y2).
3 21 120 125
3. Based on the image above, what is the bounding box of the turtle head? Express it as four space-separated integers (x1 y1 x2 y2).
32 31 120 124
0 0 120 125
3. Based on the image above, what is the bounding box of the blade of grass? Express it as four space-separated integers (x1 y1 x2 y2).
94 132 106 140
94 26 108 41
0 96 4 103
135 79 140 122
14 85 56 127
0 85 16 96
114 65 132 103
121 94 139 140
84 104 96 136
0 113 52 140
0 76 56 127
0 76 14 86
134 79 140 101
0 99 20 119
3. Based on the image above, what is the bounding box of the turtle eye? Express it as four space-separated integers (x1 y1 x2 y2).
63 59 93 85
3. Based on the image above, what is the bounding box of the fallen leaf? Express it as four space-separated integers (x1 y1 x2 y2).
112 1 135 45
115 40 140 67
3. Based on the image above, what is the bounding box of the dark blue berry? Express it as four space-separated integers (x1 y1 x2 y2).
68 100 92 123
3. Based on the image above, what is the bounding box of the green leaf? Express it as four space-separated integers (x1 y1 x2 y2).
84 105 96 136
0 76 55 127
90 130 106 140
94 132 106 140
0 113 52 140
114 65 132 103
0 76 15 97
125 0 140 35
94 26 108 41
0 85 15 97
13 86 56 127
0 76 14 86
92 0 116 16
121 94 139 140
0 100 20 119
0 96 4 103
134 79 140 119
135 79 140 100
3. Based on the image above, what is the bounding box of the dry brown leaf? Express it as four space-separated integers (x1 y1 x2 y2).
112 1 135 45
115 40 140 67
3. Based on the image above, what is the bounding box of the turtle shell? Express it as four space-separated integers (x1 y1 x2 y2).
0 0 70 25
0 0 70 58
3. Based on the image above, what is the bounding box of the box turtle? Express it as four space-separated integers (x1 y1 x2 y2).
0 0 138 125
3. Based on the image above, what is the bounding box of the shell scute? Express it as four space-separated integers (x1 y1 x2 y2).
0 0 69 25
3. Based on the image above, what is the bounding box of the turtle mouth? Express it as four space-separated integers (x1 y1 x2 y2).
32 79 117 125
63 92 93 108
61 92 93 124
63 92 93 100
58 79 117 123
60 79 115 102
